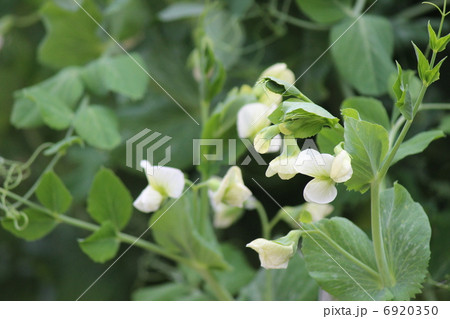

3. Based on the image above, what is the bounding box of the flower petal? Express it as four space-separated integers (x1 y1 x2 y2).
303 178 337 204
237 103 271 138
141 161 185 198
133 185 163 213
266 134 282 153
295 149 334 178
246 238 293 269
330 150 353 183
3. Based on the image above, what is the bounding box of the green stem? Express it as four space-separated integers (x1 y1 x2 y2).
395 0 446 21
421 103 450 111
255 200 270 238
267 7 329 31
267 211 283 233
1 187 188 263
353 0 367 16
197 267 233 301
370 181 394 286
311 224 380 279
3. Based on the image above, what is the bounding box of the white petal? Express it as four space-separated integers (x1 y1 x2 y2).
303 178 337 204
237 103 271 138
213 166 252 208
330 150 353 183
133 185 163 213
266 134 282 153
145 166 185 198
246 238 293 269
295 149 334 178
260 63 295 84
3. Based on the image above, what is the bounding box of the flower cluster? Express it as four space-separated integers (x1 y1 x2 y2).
236 63 295 153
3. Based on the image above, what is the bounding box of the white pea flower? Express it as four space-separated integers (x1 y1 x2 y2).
260 63 296 84
133 160 185 213
209 198 243 229
237 103 271 139
211 166 252 208
208 167 252 228
258 63 295 106
246 230 302 269
296 148 353 204
265 137 300 180
237 104 281 154
253 125 282 154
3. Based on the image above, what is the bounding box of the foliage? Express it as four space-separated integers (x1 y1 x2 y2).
1 0 450 302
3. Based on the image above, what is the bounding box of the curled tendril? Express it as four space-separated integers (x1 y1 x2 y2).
0 202 29 231
0 142 50 190
12 210 29 231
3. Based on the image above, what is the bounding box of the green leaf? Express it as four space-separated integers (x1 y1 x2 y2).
343 116 389 192
413 43 430 85
10 96 44 129
150 193 229 270
260 76 312 102
21 87 74 130
239 254 319 300
392 130 445 165
379 183 431 300
426 57 447 86
392 62 413 120
269 99 339 138
331 16 395 96
103 0 148 41
38 0 104 69
82 53 149 100
1 209 57 241
39 68 84 107
78 221 120 263
43 136 84 156
302 184 431 300
36 171 72 214
214 244 255 295
158 3 204 22
87 168 132 230
202 9 244 69
317 124 344 154
74 105 121 150
295 0 352 24
302 217 385 300
341 97 390 130
428 21 439 52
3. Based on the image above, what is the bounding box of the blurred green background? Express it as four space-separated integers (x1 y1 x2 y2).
0 0 449 300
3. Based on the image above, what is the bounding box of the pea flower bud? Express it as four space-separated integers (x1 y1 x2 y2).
246 230 302 269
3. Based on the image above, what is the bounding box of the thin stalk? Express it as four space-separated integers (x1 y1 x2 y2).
421 103 450 111
267 211 283 233
255 200 270 238
197 267 233 301
1 187 187 263
353 0 367 16
268 7 329 31
370 181 395 286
